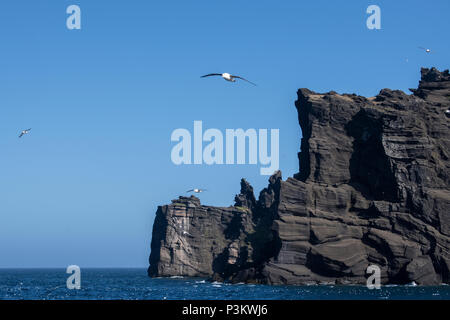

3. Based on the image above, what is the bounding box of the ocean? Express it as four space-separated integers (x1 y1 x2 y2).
0 268 449 300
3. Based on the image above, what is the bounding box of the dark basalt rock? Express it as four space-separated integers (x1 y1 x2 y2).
148 68 450 285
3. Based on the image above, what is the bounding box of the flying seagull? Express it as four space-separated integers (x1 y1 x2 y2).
201 73 257 86
19 128 31 138
187 188 207 194
418 46 432 53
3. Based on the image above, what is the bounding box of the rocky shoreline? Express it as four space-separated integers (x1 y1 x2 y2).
148 68 450 285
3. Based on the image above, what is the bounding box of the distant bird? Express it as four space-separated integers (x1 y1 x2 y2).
418 46 432 53
187 188 206 194
19 128 31 138
201 73 257 86
445 109 450 117
182 230 192 236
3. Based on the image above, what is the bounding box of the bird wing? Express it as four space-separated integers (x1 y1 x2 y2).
186 189 194 192
26 128 31 131
232 75 257 86
417 46 433 52
201 73 222 78
19 133 23 138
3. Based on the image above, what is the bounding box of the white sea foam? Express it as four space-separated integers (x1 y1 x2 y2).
406 281 417 287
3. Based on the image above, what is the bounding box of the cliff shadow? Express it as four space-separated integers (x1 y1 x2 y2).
212 246 250 279
148 207 169 277
345 109 399 202
224 214 244 240
294 91 313 182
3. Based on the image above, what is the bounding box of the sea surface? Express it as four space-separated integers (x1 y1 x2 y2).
0 268 449 300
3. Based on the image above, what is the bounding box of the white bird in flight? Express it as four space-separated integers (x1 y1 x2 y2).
418 46 432 53
201 73 257 86
19 128 31 138
187 188 206 194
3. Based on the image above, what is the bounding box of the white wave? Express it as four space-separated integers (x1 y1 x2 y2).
406 281 417 287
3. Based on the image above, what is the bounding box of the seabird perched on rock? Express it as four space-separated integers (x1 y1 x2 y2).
418 46 432 53
201 73 257 86
445 109 450 117
187 188 206 194
19 128 31 138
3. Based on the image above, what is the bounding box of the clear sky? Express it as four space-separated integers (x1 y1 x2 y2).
0 0 448 267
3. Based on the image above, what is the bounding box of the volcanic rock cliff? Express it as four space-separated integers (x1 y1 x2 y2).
148 68 450 285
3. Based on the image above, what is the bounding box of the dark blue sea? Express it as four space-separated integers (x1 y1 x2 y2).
0 269 449 300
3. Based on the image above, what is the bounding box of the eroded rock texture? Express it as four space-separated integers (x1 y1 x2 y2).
149 68 450 285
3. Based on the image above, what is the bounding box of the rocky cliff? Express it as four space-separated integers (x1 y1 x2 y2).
148 68 450 285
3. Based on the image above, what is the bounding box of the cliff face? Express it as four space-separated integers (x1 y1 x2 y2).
149 68 450 285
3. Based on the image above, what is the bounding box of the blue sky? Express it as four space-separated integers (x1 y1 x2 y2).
0 0 448 267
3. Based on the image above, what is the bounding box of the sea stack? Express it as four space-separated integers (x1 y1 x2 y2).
148 67 450 285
